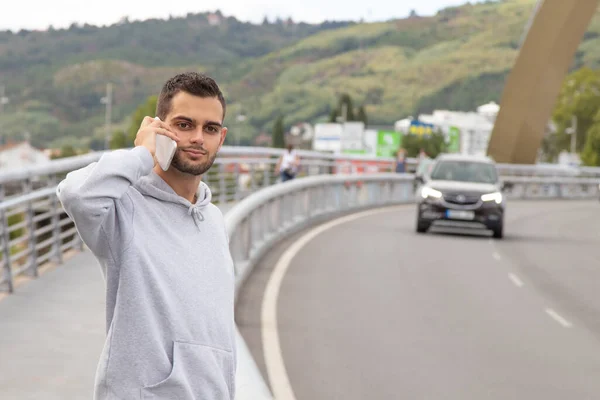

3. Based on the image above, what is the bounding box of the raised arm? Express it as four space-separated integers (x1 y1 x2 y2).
56 117 179 258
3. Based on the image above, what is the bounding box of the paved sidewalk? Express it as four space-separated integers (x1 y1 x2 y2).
0 201 262 400
0 250 105 400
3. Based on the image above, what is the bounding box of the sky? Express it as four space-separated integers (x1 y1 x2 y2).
1 0 481 31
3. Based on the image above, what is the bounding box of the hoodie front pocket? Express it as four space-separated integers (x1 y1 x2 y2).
141 340 234 400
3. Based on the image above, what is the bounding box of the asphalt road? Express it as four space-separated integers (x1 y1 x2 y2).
236 200 600 400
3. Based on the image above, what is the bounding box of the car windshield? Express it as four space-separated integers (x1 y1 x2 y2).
430 160 498 184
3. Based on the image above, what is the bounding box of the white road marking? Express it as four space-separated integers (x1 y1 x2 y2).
492 251 501 261
261 206 405 400
545 308 573 328
508 273 524 287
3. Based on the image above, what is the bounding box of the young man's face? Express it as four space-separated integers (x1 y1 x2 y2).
165 91 227 176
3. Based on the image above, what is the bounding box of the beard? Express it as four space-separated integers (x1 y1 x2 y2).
170 148 217 176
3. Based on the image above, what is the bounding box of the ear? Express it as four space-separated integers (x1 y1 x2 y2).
219 127 228 150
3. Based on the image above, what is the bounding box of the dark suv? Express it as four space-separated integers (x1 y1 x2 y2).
414 154 507 238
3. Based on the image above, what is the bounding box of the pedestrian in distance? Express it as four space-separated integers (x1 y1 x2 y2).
395 148 407 173
57 72 237 399
276 143 300 182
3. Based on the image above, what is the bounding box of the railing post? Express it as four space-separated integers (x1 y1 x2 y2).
244 217 252 261
0 184 14 293
263 200 270 239
234 163 241 202
19 177 38 277
50 175 64 265
249 164 256 191
219 164 226 205
24 178 39 277
263 163 270 189
306 187 311 216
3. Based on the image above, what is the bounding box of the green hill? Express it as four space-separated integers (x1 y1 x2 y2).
2 0 600 149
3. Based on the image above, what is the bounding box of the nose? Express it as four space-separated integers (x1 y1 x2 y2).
189 128 204 145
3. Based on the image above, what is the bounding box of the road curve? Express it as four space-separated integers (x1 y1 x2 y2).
236 200 600 400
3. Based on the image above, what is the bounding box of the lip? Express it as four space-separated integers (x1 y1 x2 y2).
183 149 207 156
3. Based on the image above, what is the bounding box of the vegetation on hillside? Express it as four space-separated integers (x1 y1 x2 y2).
549 67 600 166
0 13 350 148
3 0 600 155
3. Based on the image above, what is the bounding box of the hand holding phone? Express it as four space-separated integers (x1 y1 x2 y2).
154 117 177 171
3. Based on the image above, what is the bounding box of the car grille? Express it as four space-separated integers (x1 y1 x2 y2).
443 192 481 205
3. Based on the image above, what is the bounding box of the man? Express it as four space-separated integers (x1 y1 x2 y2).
57 72 236 399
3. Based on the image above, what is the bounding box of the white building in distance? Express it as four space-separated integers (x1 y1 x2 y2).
0 141 50 170
417 102 499 156
397 101 558 161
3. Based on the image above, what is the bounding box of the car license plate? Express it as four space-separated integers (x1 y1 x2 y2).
446 210 475 220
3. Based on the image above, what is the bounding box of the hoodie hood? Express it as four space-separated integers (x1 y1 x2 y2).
135 171 212 229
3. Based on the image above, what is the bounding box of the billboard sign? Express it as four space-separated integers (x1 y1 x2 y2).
376 130 401 158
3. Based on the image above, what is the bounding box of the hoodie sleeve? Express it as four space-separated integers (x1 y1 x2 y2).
56 146 154 259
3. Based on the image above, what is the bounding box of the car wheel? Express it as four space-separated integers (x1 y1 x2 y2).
416 218 430 234
492 224 504 239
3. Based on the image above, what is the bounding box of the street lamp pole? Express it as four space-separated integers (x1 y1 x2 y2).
570 115 577 154
0 84 7 115
101 83 113 150
0 84 9 145
565 115 577 155
236 107 246 146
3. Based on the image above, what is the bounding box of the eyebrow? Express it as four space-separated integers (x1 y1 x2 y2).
172 115 222 127
204 120 223 128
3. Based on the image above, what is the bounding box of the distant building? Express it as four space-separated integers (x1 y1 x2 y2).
0 141 50 170
396 102 500 156
207 13 222 26
254 133 272 147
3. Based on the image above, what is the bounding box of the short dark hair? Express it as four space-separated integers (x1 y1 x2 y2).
156 72 226 121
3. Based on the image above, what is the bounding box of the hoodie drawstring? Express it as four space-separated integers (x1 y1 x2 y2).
188 205 205 230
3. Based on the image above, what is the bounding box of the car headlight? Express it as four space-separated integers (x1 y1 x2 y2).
481 191 503 204
421 187 443 199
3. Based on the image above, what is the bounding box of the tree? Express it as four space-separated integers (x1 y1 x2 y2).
127 95 158 145
539 132 561 163
401 132 447 158
110 130 128 149
425 131 448 157
552 67 600 153
89 137 105 151
51 144 77 159
328 109 338 123
329 93 356 122
357 105 368 125
271 115 285 148
581 109 600 166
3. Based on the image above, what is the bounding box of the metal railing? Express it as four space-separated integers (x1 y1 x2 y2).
3 147 600 200
503 176 600 199
1 146 600 293
0 147 394 293
226 174 415 295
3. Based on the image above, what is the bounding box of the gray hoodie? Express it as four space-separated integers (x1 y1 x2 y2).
57 146 236 400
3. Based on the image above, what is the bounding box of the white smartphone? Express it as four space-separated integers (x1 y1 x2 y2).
154 116 177 171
